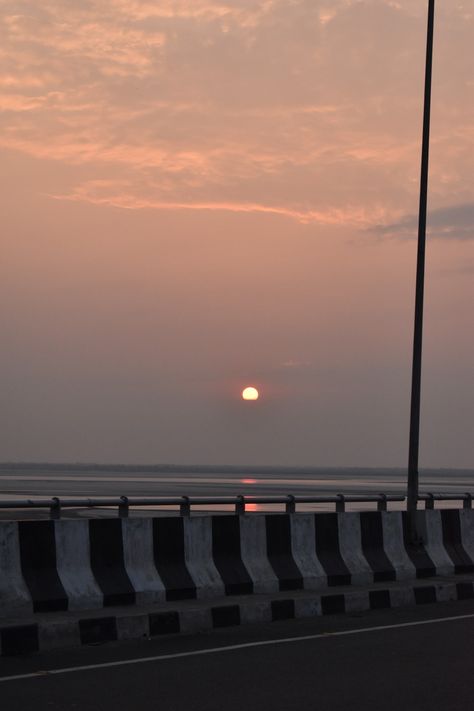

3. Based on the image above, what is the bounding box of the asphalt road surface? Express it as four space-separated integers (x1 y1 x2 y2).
1 599 474 711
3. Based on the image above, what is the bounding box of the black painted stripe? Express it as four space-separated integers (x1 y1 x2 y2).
314 514 351 586
456 582 474 600
211 605 241 628
271 599 295 621
369 589 391 610
212 516 253 595
359 512 396 582
79 616 117 645
414 585 437 604
402 512 436 578
0 625 39 656
321 594 345 615
440 510 474 574
152 517 196 601
89 520 135 607
266 515 303 591
18 521 68 613
149 611 180 636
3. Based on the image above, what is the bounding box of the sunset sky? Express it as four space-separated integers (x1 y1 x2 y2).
1 0 473 467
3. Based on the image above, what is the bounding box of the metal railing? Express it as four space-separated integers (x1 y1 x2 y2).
0 492 471 519
418 492 473 510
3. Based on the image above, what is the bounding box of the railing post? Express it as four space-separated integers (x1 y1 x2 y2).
285 495 296 514
119 496 129 518
463 493 472 510
377 493 388 512
335 494 345 513
425 492 435 510
180 496 191 517
235 495 245 515
50 497 61 520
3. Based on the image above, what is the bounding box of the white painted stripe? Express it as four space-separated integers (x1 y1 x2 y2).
122 518 166 604
240 515 279 594
420 510 455 575
55 520 103 611
382 511 416 580
2 612 474 683
459 509 474 560
337 512 372 585
0 522 33 616
290 513 326 590
184 517 224 599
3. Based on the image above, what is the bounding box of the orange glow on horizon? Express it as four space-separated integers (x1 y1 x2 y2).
245 503 259 512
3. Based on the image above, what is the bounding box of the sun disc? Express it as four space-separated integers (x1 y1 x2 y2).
242 386 259 401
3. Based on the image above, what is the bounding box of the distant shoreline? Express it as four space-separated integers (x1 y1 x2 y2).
0 462 472 476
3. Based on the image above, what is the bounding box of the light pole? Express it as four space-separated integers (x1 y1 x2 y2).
407 0 435 541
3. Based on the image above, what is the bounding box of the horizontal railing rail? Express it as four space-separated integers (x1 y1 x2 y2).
0 492 471 518
418 492 473 509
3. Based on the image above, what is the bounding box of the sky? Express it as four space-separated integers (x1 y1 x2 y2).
1 0 473 468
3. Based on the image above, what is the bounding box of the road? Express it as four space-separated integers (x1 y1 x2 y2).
1 599 474 710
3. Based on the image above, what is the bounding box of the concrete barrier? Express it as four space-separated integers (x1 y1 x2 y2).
416 510 454 576
382 512 416 580
337 512 372 586
89 519 135 607
314 513 351 586
459 509 474 560
122 518 165 605
240 515 279 594
265 514 303 591
440 510 474 574
402 512 437 578
290 513 327 590
152 517 196 601
18 521 68 612
1 510 473 619
185 517 224 599
0 522 32 616
55 519 103 611
212 515 253 595
359 512 396 582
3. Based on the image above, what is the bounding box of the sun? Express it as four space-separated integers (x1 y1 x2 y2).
242 386 259 401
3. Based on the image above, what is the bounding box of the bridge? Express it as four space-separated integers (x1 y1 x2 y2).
1 496 473 656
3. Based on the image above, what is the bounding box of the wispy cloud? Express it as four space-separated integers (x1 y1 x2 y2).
49 180 387 227
1 1 473 228
281 359 312 368
372 203 474 240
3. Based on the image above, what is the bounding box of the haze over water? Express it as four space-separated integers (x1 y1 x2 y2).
1 464 472 516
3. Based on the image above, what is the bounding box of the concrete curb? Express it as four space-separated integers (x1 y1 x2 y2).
1 575 473 656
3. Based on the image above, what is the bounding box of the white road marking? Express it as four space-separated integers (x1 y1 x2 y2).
1 612 474 683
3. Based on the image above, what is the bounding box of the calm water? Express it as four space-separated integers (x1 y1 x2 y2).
0 464 472 517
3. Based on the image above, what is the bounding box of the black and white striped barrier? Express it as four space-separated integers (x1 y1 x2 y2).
1 578 474 656
1 510 474 618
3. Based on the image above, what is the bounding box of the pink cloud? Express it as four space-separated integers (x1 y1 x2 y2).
48 179 393 227
1 1 472 230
